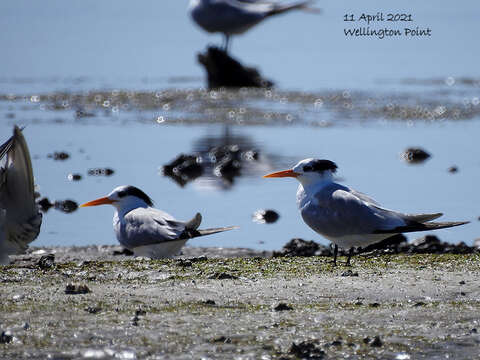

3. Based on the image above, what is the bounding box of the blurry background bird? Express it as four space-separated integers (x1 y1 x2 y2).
81 185 237 258
189 0 319 51
0 126 42 265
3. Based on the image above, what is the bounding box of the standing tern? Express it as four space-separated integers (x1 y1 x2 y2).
264 158 469 265
189 0 317 51
80 185 237 258
0 126 42 265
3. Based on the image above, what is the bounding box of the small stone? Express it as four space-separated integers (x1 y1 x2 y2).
459 280 466 285
112 248 134 256
37 254 55 270
470 328 477 334
370 336 383 347
290 340 325 359
0 331 13 344
65 283 91 295
341 270 359 277
177 259 193 267
208 272 238 280
48 151 70 161
37 197 54 212
252 209 280 224
131 315 140 326
54 199 78 213
22 322 30 330
85 306 102 314
330 339 342 346
363 337 371 344
67 173 82 181
460 292 466 296
204 299 216 306
135 309 146 316
212 335 231 343
402 147 431 164
448 166 458 173
414 301 426 307
369 303 380 308
274 303 293 311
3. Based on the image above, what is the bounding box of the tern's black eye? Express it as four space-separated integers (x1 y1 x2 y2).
303 165 313 172
117 191 126 198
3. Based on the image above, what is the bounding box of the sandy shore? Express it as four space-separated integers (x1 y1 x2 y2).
1 246 480 359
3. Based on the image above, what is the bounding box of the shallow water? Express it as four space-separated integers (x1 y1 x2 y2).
1 1 479 251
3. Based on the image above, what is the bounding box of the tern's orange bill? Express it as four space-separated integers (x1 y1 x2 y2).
263 169 299 178
80 196 115 207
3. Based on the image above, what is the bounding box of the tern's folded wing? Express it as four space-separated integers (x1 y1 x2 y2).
301 187 405 238
119 208 186 248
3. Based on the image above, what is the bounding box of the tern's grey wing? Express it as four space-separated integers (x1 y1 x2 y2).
118 208 187 248
0 126 41 260
301 184 405 238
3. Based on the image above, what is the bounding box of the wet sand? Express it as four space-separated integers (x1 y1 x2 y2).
1 246 480 359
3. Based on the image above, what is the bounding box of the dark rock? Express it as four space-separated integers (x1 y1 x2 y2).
65 283 90 295
54 199 78 213
274 303 293 311
289 340 325 360
131 315 140 326
362 337 371 344
448 166 458 173
48 151 70 161
208 272 238 280
470 328 478 334
135 309 146 316
460 292 466 296
402 147 431 164
414 302 426 307
459 280 466 285
369 303 380 308
198 46 273 89
204 299 216 306
0 331 13 344
37 254 55 270
37 197 54 212
163 154 203 187
113 248 134 256
329 339 342 347
341 270 359 277
67 173 82 181
87 168 115 176
273 238 322 257
252 209 280 224
370 336 383 347
177 259 193 267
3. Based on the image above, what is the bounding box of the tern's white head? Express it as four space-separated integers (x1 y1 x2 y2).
264 158 338 187
80 185 154 214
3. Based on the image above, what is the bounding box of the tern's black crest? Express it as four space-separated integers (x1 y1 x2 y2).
118 186 153 206
303 159 337 173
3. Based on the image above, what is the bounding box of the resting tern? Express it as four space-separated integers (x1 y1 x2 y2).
188 0 317 51
0 126 42 265
264 158 468 265
81 185 237 258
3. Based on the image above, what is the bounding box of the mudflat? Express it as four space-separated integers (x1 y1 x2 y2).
1 246 479 359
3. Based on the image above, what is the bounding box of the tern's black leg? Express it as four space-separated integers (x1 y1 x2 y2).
346 247 354 266
223 34 231 52
332 244 338 266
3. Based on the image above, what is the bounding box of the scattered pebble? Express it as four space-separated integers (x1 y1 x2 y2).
208 272 238 280
274 303 293 311
289 339 325 359
459 280 466 285
112 248 134 256
341 270 359 277
65 283 91 295
204 299 216 306
85 306 102 314
37 197 53 212
48 151 70 161
252 209 280 224
67 173 82 181
369 303 380 308
87 168 115 176
0 331 13 344
402 147 431 164
470 328 478 334
413 302 426 307
54 200 78 213
212 336 232 343
37 254 55 270
370 336 383 347
448 166 458 173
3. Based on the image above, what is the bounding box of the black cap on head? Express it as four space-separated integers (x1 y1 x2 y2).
303 159 337 173
118 186 153 206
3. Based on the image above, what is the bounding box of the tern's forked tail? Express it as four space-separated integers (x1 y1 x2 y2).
373 221 469 234
180 226 238 240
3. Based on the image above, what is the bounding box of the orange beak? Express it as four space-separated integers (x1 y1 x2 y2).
80 196 115 207
263 169 299 178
